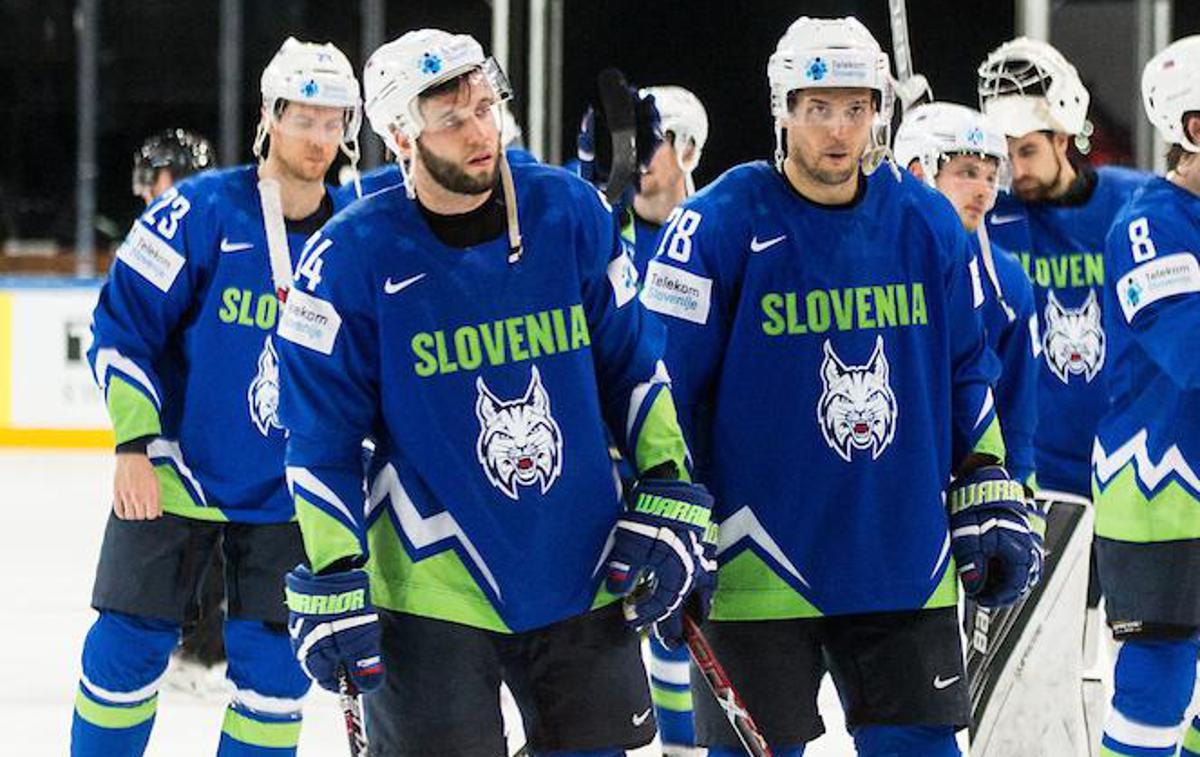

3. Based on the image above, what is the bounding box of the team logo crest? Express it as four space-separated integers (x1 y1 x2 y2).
420 52 443 75
817 336 898 462
300 79 319 99
1043 289 1105 383
475 366 563 500
248 335 284 437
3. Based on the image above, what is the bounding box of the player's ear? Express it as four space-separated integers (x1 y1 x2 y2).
392 127 414 161
907 160 925 181
1051 132 1070 158
1185 114 1200 150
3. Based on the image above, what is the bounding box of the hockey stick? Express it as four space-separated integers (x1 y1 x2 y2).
887 0 933 113
256 177 293 302
596 67 638 205
337 667 369 757
684 615 773 757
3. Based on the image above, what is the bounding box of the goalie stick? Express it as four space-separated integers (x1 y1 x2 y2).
887 0 934 113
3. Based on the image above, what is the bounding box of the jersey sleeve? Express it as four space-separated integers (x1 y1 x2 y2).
947 230 1006 466
87 185 211 446
575 185 689 477
276 222 379 572
994 261 1039 486
1108 211 1200 389
639 196 740 472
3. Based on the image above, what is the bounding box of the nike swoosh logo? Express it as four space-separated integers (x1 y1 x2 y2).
384 273 426 295
631 707 652 726
933 674 961 690
220 238 255 253
989 214 1024 226
750 235 787 253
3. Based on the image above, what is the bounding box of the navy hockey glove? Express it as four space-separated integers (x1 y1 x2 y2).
948 466 1043 608
284 565 383 694
606 479 715 645
577 68 662 203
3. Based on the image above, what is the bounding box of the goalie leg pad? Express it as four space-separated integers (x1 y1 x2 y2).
852 724 960 757
1102 638 1200 755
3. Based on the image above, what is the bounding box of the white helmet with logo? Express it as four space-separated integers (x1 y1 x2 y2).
254 37 363 163
638 85 708 194
767 16 896 174
893 102 1010 188
364 29 512 156
978 37 1089 137
1142 34 1200 154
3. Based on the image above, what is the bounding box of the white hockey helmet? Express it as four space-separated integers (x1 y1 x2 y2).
639 85 709 172
978 37 1090 137
363 29 512 157
255 37 363 159
893 102 1010 188
1142 34 1200 154
767 17 894 124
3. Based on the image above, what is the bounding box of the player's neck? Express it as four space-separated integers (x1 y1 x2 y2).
1169 159 1200 197
784 158 859 205
412 170 492 216
632 181 685 225
258 160 326 220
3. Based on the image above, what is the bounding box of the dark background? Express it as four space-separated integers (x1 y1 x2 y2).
2 0 1198 251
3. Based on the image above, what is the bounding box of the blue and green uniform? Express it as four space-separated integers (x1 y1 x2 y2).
275 162 689 634
1093 176 1200 757
643 161 1003 622
985 165 1148 496
74 165 347 757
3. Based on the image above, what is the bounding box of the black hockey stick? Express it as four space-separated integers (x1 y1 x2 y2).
685 614 773 757
596 67 638 205
337 667 369 757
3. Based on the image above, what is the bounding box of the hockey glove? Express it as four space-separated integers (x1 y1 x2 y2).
606 479 715 646
284 565 383 694
948 466 1043 608
577 68 662 203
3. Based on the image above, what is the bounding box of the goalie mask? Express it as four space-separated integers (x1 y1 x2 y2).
978 38 1090 138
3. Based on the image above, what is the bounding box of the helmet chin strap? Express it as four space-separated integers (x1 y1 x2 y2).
499 152 523 263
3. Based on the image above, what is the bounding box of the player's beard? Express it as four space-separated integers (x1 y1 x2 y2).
1013 153 1064 202
417 139 499 195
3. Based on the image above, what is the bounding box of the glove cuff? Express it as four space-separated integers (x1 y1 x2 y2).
285 566 371 619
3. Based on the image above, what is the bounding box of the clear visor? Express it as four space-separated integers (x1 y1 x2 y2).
417 61 513 137
272 104 356 145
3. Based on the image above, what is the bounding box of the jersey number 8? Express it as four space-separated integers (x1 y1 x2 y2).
1128 217 1157 263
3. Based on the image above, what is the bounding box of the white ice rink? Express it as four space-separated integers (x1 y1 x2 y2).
0 449 906 755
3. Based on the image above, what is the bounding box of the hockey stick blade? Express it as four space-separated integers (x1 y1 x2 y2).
337 667 369 757
685 615 773 757
596 67 638 205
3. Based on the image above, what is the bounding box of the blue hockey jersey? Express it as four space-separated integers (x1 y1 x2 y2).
89 165 349 523
618 206 665 284
986 165 1149 496
975 233 1039 486
641 162 1003 619
275 163 689 633
1093 177 1200 543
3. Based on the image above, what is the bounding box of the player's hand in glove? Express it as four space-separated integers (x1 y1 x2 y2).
605 478 715 647
284 565 383 694
948 465 1043 607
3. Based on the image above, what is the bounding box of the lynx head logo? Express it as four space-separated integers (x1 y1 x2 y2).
817 336 898 462
248 335 283 437
1043 289 1105 383
475 366 563 500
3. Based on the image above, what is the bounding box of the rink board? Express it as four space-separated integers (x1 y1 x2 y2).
0 279 113 447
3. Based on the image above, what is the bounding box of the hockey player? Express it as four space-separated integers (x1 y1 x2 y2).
132 127 230 696
132 129 214 206
71 38 361 757
978 37 1147 500
275 29 712 757
978 39 1150 747
894 103 1038 489
641 16 1040 756
1090 35 1200 757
